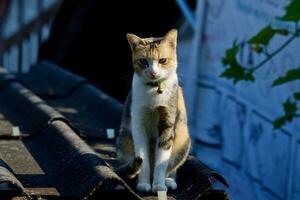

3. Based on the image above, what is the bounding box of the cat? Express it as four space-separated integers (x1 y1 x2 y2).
116 29 191 193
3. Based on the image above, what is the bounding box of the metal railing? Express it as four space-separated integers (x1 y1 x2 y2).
0 0 62 73
176 0 196 31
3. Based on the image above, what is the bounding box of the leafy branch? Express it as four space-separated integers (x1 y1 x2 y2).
272 69 300 128
274 97 300 128
220 0 300 128
250 23 299 71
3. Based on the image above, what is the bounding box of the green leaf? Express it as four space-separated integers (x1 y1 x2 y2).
273 116 287 129
220 65 244 84
274 98 298 129
248 25 276 45
294 92 300 100
283 99 297 115
272 68 300 86
286 114 295 121
252 44 263 53
221 41 254 84
275 28 289 36
277 0 300 22
244 72 255 81
222 41 239 66
220 66 254 84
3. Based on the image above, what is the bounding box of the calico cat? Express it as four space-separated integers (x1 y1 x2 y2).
116 29 191 193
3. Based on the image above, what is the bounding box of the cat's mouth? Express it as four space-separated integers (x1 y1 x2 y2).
144 74 161 82
145 76 167 85
145 76 162 83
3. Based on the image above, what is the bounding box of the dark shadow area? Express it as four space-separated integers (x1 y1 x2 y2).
19 61 123 139
39 0 185 102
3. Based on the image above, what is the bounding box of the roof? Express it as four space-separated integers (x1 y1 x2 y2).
0 61 229 200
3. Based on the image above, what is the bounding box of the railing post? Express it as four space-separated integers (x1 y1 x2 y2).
176 0 196 31
183 0 208 128
0 0 10 68
17 0 24 73
37 0 43 47
1 0 61 72
0 53 3 67
0 42 3 66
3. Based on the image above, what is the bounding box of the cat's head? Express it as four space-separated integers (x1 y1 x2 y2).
127 29 177 82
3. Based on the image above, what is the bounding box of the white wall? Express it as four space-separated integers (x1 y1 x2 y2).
181 0 300 199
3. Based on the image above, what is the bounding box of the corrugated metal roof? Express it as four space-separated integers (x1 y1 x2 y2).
0 61 229 200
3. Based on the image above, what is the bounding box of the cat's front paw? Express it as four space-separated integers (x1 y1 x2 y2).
136 182 151 192
165 178 177 190
152 183 167 192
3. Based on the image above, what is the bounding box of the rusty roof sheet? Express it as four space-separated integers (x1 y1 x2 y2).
0 61 229 200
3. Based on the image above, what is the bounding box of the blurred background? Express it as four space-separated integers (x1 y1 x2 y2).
0 0 299 200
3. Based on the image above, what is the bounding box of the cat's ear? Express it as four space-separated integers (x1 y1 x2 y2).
126 33 144 50
162 29 177 48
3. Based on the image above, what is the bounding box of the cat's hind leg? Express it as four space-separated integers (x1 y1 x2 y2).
165 171 177 190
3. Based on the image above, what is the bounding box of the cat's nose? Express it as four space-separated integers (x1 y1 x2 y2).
149 71 157 78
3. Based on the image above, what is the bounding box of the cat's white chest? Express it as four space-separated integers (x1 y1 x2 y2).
132 74 177 108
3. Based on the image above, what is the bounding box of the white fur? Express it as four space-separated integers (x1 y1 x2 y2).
152 140 172 192
131 70 178 192
131 116 151 192
132 72 178 108
165 178 177 190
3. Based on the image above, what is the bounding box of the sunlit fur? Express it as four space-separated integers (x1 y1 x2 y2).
116 29 191 193
127 29 177 83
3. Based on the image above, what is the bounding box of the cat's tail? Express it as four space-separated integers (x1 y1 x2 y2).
116 157 143 181
126 157 143 179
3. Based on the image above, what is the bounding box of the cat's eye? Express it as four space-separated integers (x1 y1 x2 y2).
159 58 167 64
138 59 149 67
